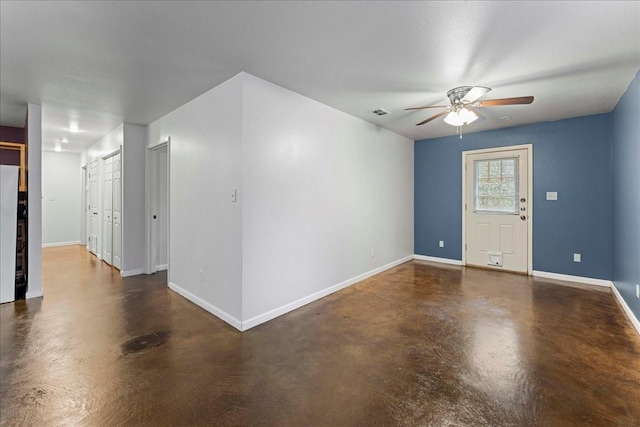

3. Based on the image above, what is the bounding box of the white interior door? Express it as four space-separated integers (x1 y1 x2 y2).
102 156 113 264
148 142 169 275
465 147 529 273
88 159 99 255
83 166 89 247
112 153 122 270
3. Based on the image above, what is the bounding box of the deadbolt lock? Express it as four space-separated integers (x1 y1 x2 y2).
520 198 526 203
520 215 527 221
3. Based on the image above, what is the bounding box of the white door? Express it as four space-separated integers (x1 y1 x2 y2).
88 159 99 255
102 156 113 264
112 153 122 270
465 147 529 273
83 166 90 247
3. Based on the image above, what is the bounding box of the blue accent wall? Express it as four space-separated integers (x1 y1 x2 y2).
415 114 613 279
612 71 640 319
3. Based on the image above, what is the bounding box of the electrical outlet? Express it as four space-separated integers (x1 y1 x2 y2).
371 249 375 258
199 269 204 281
573 253 581 263
439 240 444 248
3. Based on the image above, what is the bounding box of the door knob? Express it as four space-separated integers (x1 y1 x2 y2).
520 198 526 203
520 215 526 221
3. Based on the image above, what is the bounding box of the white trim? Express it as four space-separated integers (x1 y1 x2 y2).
462 144 533 275
101 148 121 160
168 281 242 331
532 270 612 287
145 137 170 276
121 268 145 277
42 241 82 248
26 289 43 299
156 264 168 271
242 255 414 331
611 283 640 336
413 254 463 266
147 136 170 151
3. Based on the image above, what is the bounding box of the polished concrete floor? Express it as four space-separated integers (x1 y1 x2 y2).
1 246 639 426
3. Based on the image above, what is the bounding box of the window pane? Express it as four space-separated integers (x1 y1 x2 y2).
474 157 518 213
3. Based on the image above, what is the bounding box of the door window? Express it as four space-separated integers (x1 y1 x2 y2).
474 157 518 214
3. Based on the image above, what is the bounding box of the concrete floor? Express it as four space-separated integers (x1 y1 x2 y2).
1 245 639 426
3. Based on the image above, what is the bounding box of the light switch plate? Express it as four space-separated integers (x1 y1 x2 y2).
546 192 558 201
573 253 581 262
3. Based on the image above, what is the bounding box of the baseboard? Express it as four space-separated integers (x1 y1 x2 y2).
156 264 168 272
168 281 242 331
242 255 414 331
611 283 640 336
413 254 463 266
42 241 81 248
532 270 612 287
121 268 145 278
26 289 43 299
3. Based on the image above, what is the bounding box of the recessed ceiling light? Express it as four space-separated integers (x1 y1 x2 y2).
54 146 62 152
69 123 80 133
499 116 512 121
60 137 69 143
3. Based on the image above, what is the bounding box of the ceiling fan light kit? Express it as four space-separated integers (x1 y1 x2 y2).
405 85 534 138
444 107 478 126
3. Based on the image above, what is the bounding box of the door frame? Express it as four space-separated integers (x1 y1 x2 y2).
81 165 87 247
145 137 170 276
461 144 533 275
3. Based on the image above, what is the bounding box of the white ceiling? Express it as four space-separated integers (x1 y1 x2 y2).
1 1 639 152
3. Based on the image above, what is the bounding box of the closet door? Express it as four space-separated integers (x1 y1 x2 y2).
112 153 122 270
102 157 113 264
88 159 99 255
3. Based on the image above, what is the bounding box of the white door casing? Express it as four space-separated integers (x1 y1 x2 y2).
102 156 113 264
463 145 532 274
146 138 170 276
112 153 122 270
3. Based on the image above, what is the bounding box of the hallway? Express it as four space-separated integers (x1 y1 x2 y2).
1 245 639 426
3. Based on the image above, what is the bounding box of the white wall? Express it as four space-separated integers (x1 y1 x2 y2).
122 124 147 276
79 124 123 166
41 151 82 246
147 74 244 325
241 74 414 326
148 72 413 330
27 103 43 299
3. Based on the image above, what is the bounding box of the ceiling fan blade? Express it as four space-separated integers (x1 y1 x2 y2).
462 86 491 103
476 96 534 106
405 105 449 111
416 111 448 126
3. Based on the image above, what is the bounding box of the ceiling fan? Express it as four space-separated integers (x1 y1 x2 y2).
405 86 534 133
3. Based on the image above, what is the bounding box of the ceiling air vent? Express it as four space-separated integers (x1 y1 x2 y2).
371 108 390 116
